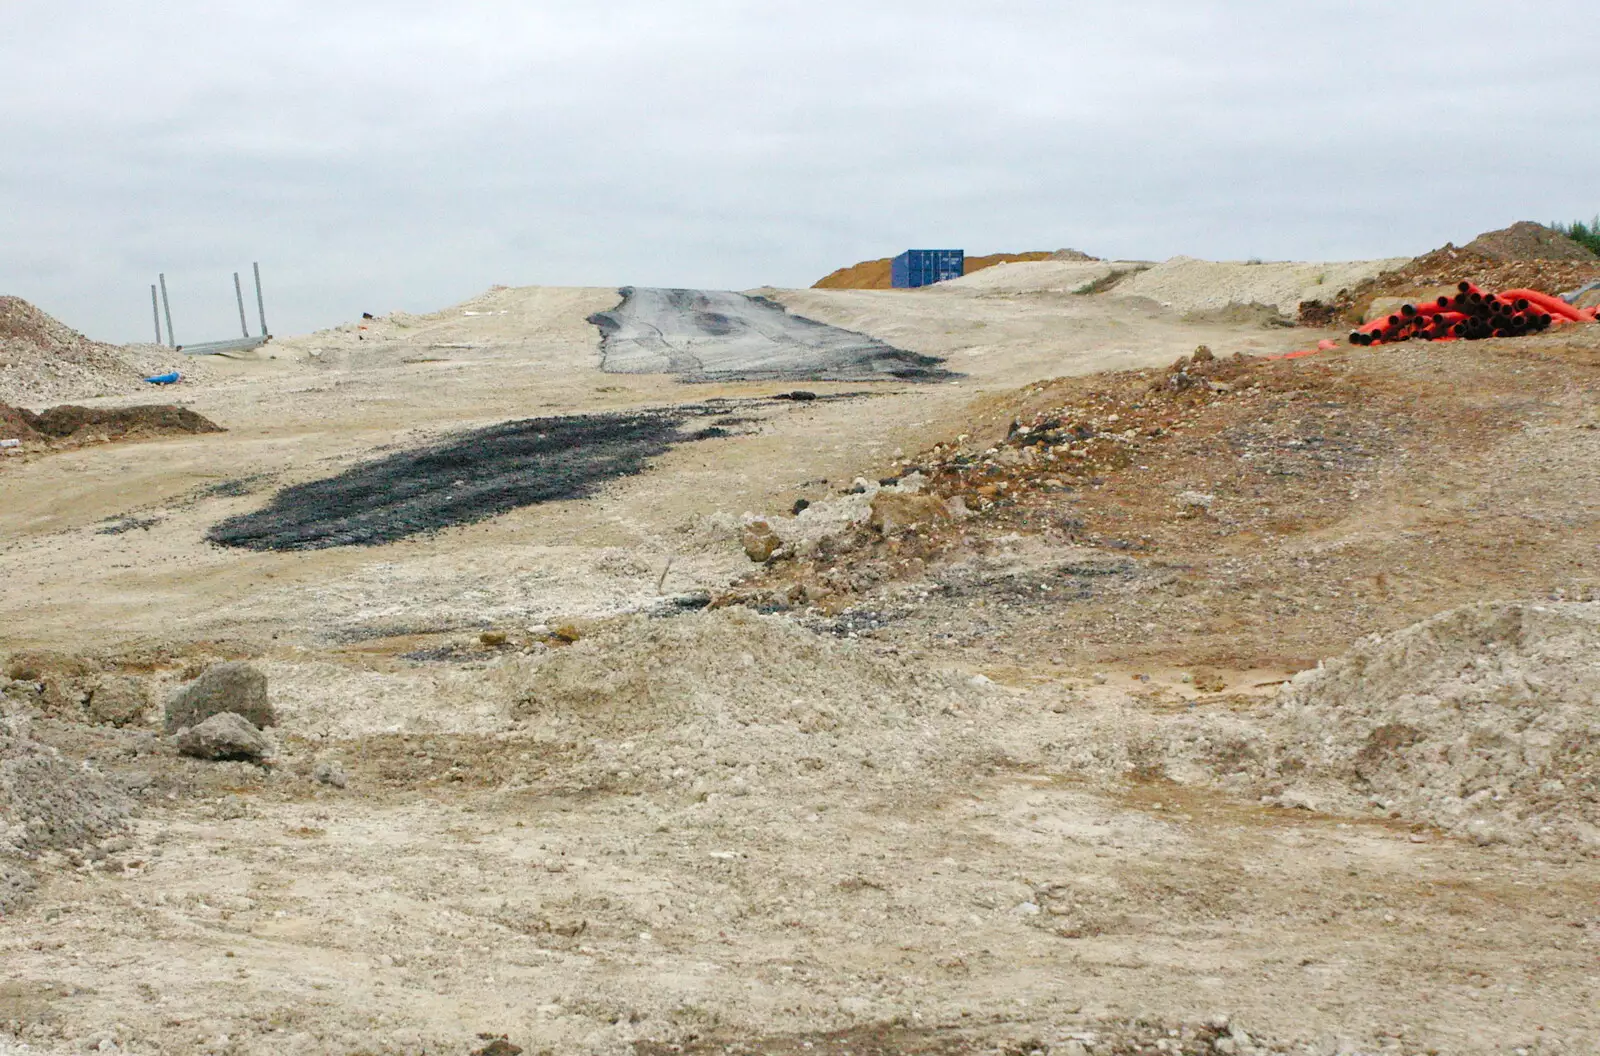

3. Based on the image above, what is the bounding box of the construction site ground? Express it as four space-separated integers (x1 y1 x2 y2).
1 272 1598 1056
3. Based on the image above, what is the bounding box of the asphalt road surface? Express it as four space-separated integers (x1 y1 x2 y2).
589 287 953 382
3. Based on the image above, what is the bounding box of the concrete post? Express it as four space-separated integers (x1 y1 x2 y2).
234 272 250 337
252 262 268 337
159 274 175 348
150 284 163 345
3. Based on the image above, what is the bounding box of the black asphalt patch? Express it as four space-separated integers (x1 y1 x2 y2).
589 287 955 383
208 409 699 551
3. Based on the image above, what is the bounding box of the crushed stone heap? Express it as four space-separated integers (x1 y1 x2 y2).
1272 600 1600 853
0 707 132 915
0 295 196 406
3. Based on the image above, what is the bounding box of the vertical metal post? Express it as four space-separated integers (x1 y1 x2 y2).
233 272 249 337
159 273 175 348
252 262 268 337
150 284 163 345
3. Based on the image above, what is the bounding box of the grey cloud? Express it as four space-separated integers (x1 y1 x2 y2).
3 0 1596 342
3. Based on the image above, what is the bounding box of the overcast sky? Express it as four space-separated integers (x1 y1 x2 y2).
3 0 1596 343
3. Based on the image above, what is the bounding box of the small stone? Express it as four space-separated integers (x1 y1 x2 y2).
741 521 783 563
868 491 953 535
174 712 270 762
479 631 508 648
312 760 348 788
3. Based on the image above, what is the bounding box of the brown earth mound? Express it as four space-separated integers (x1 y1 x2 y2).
1463 220 1597 262
813 251 1062 290
0 401 223 449
1301 229 1600 326
0 403 41 443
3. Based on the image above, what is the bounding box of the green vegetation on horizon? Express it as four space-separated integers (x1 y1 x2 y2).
1553 217 1600 256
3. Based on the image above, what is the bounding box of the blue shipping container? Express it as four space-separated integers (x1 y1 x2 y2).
891 249 964 288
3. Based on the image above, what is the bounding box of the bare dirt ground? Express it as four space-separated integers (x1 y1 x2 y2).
2 272 1598 1056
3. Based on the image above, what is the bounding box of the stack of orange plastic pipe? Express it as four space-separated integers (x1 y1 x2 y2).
1350 282 1597 346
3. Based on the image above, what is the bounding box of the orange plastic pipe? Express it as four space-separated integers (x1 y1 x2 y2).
1499 288 1584 321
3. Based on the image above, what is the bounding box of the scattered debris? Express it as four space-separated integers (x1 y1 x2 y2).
741 520 783 563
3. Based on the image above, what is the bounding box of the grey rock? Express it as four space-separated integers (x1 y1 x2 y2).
174 712 270 762
312 760 348 789
87 676 149 727
165 662 273 734
2 679 41 706
1 858 38 916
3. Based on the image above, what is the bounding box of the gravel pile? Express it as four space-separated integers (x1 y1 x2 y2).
0 295 198 406
1464 221 1598 262
1 707 132 914
1271 600 1600 852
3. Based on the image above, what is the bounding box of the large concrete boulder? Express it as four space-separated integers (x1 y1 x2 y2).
165 662 274 734
174 712 270 762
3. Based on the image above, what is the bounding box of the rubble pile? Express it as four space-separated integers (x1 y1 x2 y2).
723 346 1374 613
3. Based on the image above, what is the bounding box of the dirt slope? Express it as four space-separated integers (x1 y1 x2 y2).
730 327 1600 674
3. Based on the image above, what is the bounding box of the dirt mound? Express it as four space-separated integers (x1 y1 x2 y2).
508 609 980 799
942 260 1128 294
0 402 41 443
1463 221 1597 262
727 324 1600 677
1271 601 1600 852
1179 302 1294 328
26 404 222 440
812 251 1056 290
0 402 223 453
0 296 144 405
1304 230 1600 326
